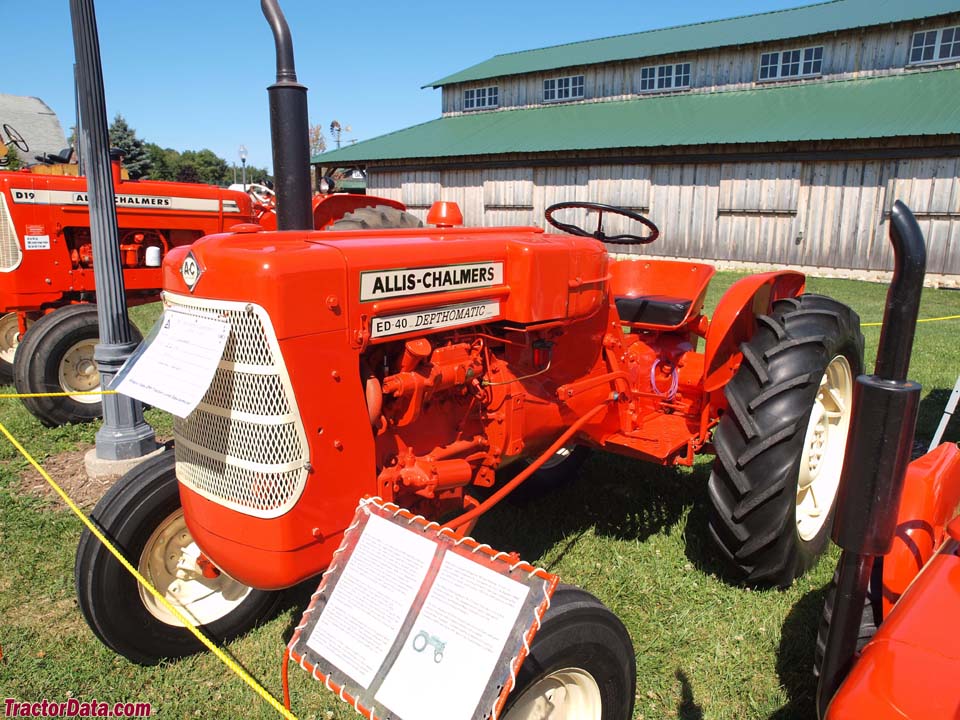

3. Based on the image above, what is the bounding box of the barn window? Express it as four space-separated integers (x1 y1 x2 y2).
463 86 499 111
909 26 960 64
759 45 823 80
543 74 585 102
639 63 691 92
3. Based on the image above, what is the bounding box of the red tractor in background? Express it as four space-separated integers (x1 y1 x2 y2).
814 203 960 719
0 151 418 425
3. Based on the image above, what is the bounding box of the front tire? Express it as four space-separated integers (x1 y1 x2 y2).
13 304 141 426
75 451 281 665
0 312 30 384
707 294 863 587
502 585 635 720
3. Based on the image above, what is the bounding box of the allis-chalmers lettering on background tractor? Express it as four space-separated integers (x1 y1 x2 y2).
0 151 418 426
73 2 869 717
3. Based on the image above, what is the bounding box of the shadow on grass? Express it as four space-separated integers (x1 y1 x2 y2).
675 668 705 719
470 450 728 578
278 577 324 645
769 583 829 719
916 386 960 448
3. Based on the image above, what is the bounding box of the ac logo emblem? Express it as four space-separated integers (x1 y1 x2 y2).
181 252 202 292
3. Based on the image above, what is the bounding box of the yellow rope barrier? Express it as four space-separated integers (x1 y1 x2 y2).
862 313 960 328
0 415 297 720
0 390 117 398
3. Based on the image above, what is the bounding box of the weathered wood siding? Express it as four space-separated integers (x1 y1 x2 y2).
367 156 960 275
441 13 960 114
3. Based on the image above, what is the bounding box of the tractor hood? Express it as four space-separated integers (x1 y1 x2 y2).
164 224 608 346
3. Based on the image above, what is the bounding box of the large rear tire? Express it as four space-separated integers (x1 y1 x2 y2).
75 451 281 665
12 304 141 426
502 585 635 720
327 204 423 230
707 294 863 587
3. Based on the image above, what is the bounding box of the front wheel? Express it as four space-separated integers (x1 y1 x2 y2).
707 294 863 587
0 312 31 384
75 450 281 665
13 304 142 426
502 585 635 720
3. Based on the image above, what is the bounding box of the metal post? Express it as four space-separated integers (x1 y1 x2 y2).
73 63 83 173
70 0 156 460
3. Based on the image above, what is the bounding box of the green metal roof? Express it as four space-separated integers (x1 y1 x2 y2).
313 69 960 164
426 0 960 87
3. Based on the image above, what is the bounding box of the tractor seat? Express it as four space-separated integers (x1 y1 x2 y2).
615 295 692 326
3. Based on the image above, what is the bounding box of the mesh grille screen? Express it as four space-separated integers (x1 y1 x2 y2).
0 193 22 271
167 293 309 518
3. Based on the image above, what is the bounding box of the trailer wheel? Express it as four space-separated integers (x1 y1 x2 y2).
12 304 141 426
0 312 31 384
707 294 863 587
75 450 281 665
327 204 423 230
502 585 635 720
813 557 882 677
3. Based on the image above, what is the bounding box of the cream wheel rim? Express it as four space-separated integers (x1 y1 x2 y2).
57 339 100 403
503 668 602 720
138 508 252 627
0 313 29 366
796 354 854 541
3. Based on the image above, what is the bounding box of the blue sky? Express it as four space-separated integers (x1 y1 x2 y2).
5 0 806 171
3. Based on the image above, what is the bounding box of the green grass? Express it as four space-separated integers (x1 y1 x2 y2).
1 275 958 719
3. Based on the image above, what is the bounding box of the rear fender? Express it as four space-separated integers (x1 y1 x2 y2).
703 271 805 393
312 194 407 230
881 442 960 614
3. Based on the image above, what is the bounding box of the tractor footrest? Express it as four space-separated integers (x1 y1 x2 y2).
615 295 691 326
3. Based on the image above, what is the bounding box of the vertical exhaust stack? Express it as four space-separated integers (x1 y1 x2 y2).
261 0 313 231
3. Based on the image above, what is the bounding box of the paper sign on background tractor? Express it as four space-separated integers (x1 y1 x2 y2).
287 498 558 720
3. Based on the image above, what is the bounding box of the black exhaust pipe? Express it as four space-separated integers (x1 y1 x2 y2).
261 0 313 231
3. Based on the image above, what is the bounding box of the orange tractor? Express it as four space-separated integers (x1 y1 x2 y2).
74 2 865 716
0 152 416 425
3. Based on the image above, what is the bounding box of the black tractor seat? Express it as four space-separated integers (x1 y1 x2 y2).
615 295 692 327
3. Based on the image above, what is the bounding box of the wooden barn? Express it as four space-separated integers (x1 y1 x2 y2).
314 0 960 281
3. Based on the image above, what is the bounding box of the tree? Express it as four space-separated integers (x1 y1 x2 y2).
175 163 199 183
144 143 180 181
308 123 326 157
176 149 230 186
108 114 151 179
1 145 21 170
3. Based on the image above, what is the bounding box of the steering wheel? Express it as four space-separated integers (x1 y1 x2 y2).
545 201 659 244
2 124 29 153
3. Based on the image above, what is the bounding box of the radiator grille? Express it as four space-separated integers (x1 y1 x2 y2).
0 193 22 272
166 292 309 518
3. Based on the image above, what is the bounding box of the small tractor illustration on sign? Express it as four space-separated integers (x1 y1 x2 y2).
412 631 445 663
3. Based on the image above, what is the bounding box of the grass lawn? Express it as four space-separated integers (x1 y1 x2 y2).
1 274 958 719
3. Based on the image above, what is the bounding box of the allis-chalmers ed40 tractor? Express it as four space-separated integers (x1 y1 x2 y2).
74 3 868 717
0 150 416 426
